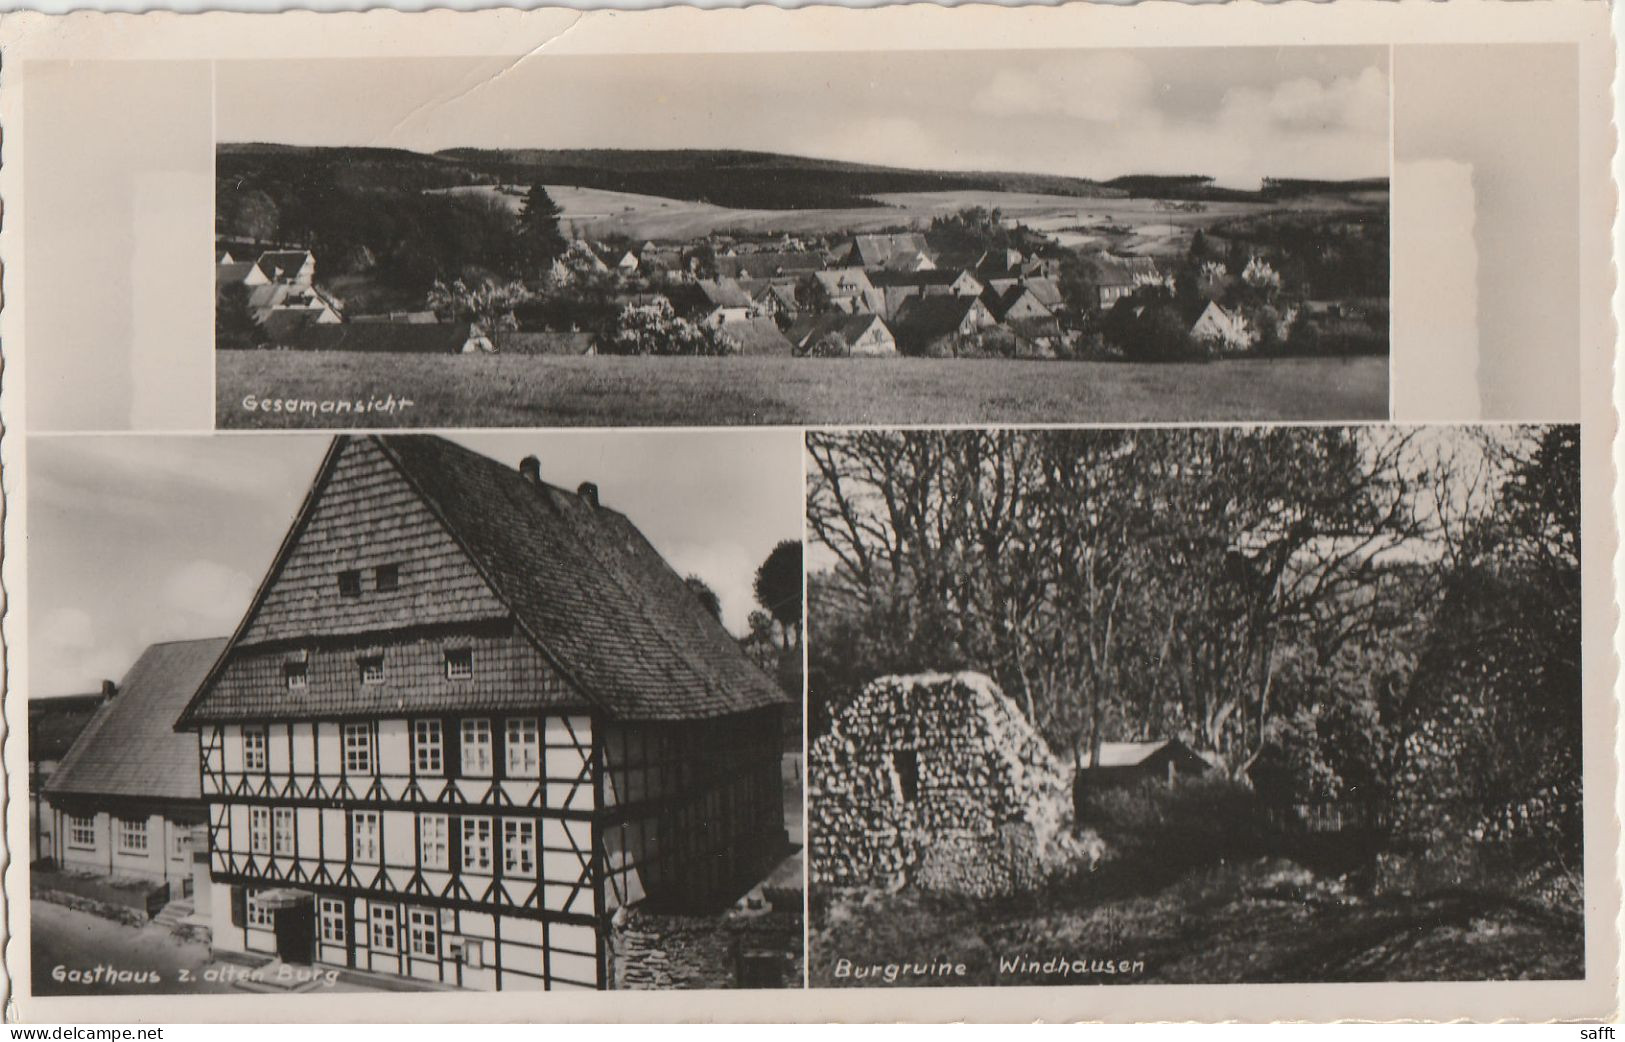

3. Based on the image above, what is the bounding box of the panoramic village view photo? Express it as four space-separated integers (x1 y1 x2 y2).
805 425 1582 986
27 431 805 993
215 47 1390 428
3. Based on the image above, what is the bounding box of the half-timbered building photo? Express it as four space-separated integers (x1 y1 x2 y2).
26 430 806 996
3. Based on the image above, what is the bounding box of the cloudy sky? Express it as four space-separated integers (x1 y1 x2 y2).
216 46 1388 189
27 431 802 697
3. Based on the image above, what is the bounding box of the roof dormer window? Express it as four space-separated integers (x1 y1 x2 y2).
284 660 308 691
375 564 400 592
444 649 474 681
338 570 362 598
359 655 385 686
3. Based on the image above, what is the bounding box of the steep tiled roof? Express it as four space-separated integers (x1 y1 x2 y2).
696 278 753 310
1088 253 1159 286
256 250 313 281
47 639 228 802
811 269 874 296
216 261 260 287
378 437 788 721
181 437 786 725
720 317 795 357
849 233 932 268
893 295 985 340
715 252 825 280
866 269 974 290
786 313 886 351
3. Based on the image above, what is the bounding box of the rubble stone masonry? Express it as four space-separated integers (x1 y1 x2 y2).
809 672 1077 898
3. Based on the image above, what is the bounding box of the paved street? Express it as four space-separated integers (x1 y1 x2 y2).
32 899 421 996
31 900 237 995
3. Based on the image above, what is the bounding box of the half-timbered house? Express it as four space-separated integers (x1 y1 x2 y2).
175 434 789 990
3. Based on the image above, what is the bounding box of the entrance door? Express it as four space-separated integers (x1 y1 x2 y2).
275 902 316 964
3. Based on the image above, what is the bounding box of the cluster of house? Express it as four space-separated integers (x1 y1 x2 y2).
216 230 1284 359
32 434 792 991
216 248 345 339
566 232 1083 359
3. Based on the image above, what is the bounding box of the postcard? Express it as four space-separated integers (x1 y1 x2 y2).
0 0 1616 1024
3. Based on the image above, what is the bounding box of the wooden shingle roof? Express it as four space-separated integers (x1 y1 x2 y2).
179 436 786 726
382 437 787 721
47 638 228 803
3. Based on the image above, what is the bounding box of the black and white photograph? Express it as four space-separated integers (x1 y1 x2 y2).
213 47 1391 429
806 425 1582 986
26 430 806 994
5 0 1620 1026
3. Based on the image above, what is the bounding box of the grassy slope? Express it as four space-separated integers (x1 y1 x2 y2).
217 354 1388 428
809 860 1583 986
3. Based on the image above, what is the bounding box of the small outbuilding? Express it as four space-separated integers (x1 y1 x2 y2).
1076 739 1213 791
42 638 229 900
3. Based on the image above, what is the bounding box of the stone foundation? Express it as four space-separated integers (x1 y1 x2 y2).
607 907 804 990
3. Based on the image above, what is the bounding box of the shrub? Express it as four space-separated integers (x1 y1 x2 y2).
1082 775 1279 872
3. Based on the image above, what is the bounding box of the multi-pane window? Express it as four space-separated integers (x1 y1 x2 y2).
67 815 95 849
505 718 540 776
460 817 493 873
444 649 473 680
337 570 362 597
369 905 397 952
359 656 386 686
173 829 191 859
249 807 271 854
502 818 536 876
461 719 493 777
375 564 400 592
247 894 275 929
343 723 373 773
412 720 443 775
319 898 347 944
408 908 438 958
242 727 268 771
272 808 295 856
116 819 148 855
285 661 308 691
419 814 449 871
351 810 380 864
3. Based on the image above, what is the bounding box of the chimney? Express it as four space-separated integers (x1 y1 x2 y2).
518 456 541 484
577 482 600 508
100 679 117 701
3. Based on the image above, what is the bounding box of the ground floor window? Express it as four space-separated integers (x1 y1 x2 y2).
407 908 438 959
246 894 275 929
67 815 95 849
370 905 397 952
319 898 347 944
116 817 149 855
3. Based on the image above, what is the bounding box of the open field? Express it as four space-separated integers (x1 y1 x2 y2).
422 185 1377 247
810 859 1582 986
218 352 1387 428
